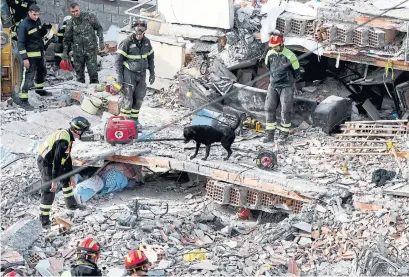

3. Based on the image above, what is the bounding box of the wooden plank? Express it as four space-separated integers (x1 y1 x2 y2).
104 154 313 203
340 124 407 128
340 127 407 132
334 139 396 143
288 46 409 71
328 152 391 156
344 120 408 124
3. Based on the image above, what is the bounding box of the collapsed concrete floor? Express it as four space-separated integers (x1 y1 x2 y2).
1 53 409 276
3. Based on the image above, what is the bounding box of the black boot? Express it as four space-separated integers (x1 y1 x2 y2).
65 195 78 210
39 215 51 228
90 79 99 84
278 131 289 141
263 131 275 143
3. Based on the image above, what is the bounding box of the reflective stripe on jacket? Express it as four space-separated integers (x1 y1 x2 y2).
115 34 155 79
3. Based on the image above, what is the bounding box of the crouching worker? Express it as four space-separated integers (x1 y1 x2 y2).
61 237 102 277
125 250 150 276
37 116 90 228
263 34 300 143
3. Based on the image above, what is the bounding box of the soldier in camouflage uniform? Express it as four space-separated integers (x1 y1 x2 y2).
62 3 104 83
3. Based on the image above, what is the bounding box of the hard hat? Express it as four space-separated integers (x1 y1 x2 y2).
132 19 147 32
77 238 100 258
124 250 149 272
63 15 72 22
60 60 73 71
269 35 284 47
3 268 26 277
70 117 91 133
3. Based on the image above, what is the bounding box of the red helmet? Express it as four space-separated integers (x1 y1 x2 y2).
269 35 284 47
77 238 101 260
3 268 26 277
60 59 73 71
124 250 149 272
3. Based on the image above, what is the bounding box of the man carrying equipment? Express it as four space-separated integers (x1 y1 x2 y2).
61 237 102 277
115 19 155 131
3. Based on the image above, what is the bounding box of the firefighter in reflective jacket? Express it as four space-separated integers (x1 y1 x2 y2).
61 238 102 277
54 15 72 67
115 19 155 131
17 4 50 103
263 34 300 143
37 117 90 228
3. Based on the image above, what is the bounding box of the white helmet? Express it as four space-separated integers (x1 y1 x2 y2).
63 15 72 22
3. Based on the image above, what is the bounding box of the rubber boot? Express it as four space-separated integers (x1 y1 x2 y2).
90 79 99 84
40 215 51 228
278 131 289 142
263 130 275 143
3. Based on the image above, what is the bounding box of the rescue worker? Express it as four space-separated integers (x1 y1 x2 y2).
17 4 51 103
37 116 90 228
62 2 104 84
54 15 72 68
7 0 37 37
115 19 155 131
3 267 27 277
263 34 300 142
61 237 102 277
125 250 150 276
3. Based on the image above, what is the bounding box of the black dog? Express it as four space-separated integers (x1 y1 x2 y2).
183 112 242 161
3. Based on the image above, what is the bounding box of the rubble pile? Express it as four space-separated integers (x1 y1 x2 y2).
2 179 408 276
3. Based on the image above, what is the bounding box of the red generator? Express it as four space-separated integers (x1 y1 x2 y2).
105 116 137 145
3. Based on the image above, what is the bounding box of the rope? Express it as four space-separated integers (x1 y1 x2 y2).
2 0 409 209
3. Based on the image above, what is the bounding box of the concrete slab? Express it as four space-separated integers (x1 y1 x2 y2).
147 34 186 79
0 106 102 153
146 76 174 91
362 99 381 120
157 0 234 29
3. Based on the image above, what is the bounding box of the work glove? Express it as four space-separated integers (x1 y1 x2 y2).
42 23 52 30
149 73 155 85
294 68 302 82
117 75 123 87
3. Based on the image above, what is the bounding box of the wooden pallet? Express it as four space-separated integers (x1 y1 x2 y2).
327 120 408 156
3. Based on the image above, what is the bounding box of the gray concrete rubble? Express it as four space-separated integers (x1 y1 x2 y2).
1 0 409 275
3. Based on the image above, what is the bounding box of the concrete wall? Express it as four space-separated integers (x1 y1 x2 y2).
36 0 143 31
118 32 186 79
157 0 234 29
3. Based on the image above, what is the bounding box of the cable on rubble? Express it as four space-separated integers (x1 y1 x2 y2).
2 0 408 209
